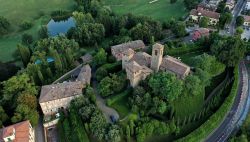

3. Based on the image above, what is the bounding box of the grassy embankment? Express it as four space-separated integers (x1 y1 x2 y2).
0 0 74 63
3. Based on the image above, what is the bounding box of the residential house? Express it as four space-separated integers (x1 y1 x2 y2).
190 8 220 25
0 120 35 142
111 40 145 61
192 28 210 40
122 43 191 87
243 15 250 26
225 0 235 10
246 0 250 10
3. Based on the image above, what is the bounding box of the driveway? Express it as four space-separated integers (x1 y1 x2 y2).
91 69 120 123
35 115 45 142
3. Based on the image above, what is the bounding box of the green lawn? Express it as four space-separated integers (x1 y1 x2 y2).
0 0 74 63
172 91 204 119
177 50 205 66
108 90 131 118
103 0 187 22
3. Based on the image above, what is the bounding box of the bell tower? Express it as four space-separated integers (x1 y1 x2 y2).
150 43 164 72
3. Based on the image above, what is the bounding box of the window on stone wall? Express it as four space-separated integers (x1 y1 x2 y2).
155 50 158 56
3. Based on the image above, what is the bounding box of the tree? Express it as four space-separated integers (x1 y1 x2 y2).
194 53 225 77
105 125 121 142
17 44 31 66
85 86 96 103
22 33 33 45
199 17 209 28
170 0 177 4
71 23 105 46
93 48 107 66
49 48 63 72
0 61 20 82
216 1 226 13
211 36 246 67
0 16 10 35
98 74 126 97
1 73 37 108
126 125 131 142
148 72 183 102
0 106 8 127
236 16 244 27
172 22 187 37
19 20 33 30
72 12 94 26
38 26 48 39
17 93 37 110
11 104 39 126
96 67 108 81
219 12 232 29
236 27 244 36
184 0 199 10
184 75 203 96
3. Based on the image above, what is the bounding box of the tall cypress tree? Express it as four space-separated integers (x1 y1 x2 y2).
17 44 30 66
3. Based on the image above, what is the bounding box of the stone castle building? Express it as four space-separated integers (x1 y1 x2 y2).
115 42 190 87
39 64 91 116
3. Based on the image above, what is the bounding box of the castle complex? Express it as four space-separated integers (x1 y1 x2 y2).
112 41 191 87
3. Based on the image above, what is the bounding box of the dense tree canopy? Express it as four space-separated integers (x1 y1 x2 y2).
98 74 127 97
194 53 225 77
148 72 183 102
211 36 246 67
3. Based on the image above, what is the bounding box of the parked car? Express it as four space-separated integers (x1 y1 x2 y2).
110 115 117 123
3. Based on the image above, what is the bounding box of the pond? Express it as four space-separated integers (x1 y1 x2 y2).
47 17 75 37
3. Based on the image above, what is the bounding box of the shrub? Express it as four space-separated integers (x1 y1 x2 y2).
0 16 10 35
19 20 33 30
22 33 33 45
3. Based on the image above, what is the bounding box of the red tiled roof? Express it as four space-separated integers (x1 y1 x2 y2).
244 15 250 22
190 9 220 19
0 120 31 142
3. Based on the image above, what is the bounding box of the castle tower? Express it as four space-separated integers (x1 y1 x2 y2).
122 48 135 69
150 43 164 72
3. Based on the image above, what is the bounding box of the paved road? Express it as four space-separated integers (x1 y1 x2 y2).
205 61 249 142
228 0 246 35
91 69 120 123
35 115 45 142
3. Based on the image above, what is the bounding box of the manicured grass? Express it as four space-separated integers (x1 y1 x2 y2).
176 50 205 66
103 0 187 22
172 91 205 119
108 90 131 118
0 0 74 63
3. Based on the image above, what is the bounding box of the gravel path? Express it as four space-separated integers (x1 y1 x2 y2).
92 70 120 123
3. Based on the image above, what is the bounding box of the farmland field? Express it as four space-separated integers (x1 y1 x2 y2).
103 0 187 21
0 0 74 63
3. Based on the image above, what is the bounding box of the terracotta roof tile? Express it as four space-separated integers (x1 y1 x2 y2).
190 9 220 19
0 120 32 142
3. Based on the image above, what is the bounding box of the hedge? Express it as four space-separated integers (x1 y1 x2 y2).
176 66 239 142
96 61 122 81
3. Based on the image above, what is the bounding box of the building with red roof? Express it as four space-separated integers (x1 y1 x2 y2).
0 120 35 142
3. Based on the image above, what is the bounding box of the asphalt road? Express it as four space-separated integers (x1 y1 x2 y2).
35 115 45 142
205 61 249 142
228 0 246 35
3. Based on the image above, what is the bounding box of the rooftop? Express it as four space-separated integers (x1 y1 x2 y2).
111 40 145 55
0 120 31 142
190 8 220 19
39 81 84 103
161 56 190 76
